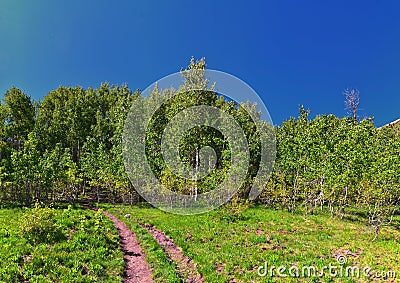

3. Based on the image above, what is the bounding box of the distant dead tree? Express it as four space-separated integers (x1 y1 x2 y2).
344 88 360 125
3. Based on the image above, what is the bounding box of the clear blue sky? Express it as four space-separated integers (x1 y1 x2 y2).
1 0 399 126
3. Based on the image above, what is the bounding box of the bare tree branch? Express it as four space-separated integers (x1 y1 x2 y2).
344 88 360 124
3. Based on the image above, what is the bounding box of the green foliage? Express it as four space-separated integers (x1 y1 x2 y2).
0 58 399 242
113 204 400 283
1 207 124 282
139 59 264 206
2 87 35 147
220 195 250 222
19 203 61 243
0 83 137 204
260 106 400 238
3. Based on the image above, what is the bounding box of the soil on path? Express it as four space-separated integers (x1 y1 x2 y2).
138 221 205 283
102 211 153 283
82 204 153 283
84 204 204 283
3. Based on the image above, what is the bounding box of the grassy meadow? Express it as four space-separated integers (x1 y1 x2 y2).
107 204 400 283
0 203 399 282
0 206 124 283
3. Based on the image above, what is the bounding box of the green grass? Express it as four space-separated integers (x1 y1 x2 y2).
2 203 398 282
111 204 400 283
0 206 124 283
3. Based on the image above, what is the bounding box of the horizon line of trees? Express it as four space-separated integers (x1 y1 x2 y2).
0 82 139 205
0 58 399 238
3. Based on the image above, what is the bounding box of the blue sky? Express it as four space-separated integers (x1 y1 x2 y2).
1 0 399 126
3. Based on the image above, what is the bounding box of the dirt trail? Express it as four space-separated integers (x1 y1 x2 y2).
85 204 204 282
102 211 153 283
82 204 153 283
138 221 205 283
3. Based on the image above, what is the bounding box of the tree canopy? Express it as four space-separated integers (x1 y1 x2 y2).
0 58 399 237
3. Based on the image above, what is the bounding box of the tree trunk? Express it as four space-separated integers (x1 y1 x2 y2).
194 146 199 202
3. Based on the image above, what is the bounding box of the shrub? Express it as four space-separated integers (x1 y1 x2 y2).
19 203 63 243
221 195 250 222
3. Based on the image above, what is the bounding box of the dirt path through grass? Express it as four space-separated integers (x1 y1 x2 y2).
81 204 153 283
102 210 153 283
138 221 205 283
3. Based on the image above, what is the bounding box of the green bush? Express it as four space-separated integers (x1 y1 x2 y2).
221 195 250 222
19 203 63 243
